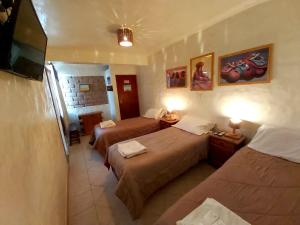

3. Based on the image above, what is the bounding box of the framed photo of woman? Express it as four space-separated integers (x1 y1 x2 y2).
166 66 187 88
190 52 214 91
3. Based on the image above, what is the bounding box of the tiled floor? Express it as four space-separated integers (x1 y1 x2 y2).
68 136 215 225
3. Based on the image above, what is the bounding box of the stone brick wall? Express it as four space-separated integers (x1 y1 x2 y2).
59 76 108 109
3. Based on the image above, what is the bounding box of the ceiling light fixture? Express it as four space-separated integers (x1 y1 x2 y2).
117 26 133 47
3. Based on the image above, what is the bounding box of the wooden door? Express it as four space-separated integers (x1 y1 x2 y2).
116 75 140 120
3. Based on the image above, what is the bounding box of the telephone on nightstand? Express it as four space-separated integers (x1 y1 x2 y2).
211 126 225 136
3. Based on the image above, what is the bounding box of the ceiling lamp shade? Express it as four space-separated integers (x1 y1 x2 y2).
117 27 133 47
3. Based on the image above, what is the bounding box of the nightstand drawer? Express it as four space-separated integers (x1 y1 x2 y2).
208 134 246 168
209 144 235 159
209 145 234 167
210 137 235 150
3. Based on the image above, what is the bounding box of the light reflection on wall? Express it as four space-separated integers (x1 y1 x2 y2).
163 96 187 112
220 96 264 122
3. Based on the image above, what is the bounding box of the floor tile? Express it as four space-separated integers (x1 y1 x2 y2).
69 189 94 217
88 169 110 186
69 181 91 197
69 206 99 225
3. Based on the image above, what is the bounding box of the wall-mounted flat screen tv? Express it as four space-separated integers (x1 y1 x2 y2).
0 0 47 81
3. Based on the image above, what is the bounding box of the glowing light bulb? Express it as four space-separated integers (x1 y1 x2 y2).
230 117 242 124
163 96 187 112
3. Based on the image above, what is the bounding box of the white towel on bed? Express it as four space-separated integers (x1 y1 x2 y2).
100 120 116 128
117 141 147 158
176 198 250 225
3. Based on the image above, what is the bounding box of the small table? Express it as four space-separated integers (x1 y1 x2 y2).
159 118 179 130
79 111 103 135
208 134 246 168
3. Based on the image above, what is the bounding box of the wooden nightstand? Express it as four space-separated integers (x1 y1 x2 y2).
208 134 246 168
159 118 179 130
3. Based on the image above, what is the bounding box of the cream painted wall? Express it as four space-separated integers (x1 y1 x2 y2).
0 72 68 225
138 0 300 135
110 64 138 120
104 68 117 120
47 47 148 66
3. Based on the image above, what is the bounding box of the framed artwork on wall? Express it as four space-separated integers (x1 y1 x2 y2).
79 84 90 92
106 85 113 91
190 52 214 91
166 66 187 88
219 44 273 86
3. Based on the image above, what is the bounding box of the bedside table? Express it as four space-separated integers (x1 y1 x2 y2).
160 118 179 130
208 134 246 168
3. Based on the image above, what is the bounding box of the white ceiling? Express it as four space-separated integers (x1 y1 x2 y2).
33 0 269 55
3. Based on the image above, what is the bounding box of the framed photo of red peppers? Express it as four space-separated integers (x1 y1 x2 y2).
218 44 273 86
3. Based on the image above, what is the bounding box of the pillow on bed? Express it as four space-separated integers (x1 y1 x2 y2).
248 125 300 163
143 108 165 119
172 115 214 135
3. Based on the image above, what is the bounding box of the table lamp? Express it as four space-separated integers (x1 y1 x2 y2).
164 104 177 121
225 117 242 139
165 110 177 121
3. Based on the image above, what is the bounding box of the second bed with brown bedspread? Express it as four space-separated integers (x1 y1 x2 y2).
154 147 300 225
90 117 160 158
108 127 209 219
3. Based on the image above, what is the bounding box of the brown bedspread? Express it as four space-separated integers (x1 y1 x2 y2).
108 127 209 219
90 117 160 158
154 147 300 225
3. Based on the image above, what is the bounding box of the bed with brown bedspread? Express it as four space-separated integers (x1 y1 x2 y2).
90 117 160 159
108 127 209 219
154 146 300 225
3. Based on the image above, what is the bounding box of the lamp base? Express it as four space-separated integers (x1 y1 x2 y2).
165 112 177 121
225 132 242 140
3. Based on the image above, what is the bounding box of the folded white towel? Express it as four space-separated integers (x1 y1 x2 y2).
100 120 116 128
117 141 147 158
176 198 250 225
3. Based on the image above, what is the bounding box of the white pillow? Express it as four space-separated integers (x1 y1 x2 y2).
143 108 165 119
248 125 300 163
173 115 214 135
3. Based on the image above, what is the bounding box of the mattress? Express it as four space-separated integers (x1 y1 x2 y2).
154 147 300 225
108 127 209 219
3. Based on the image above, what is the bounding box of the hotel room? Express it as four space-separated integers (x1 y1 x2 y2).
0 0 299 225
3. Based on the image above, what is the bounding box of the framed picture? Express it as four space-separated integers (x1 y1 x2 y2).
79 84 90 92
166 66 187 88
219 44 273 86
190 53 214 91
106 85 113 91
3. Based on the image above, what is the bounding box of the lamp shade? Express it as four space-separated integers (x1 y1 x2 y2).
117 27 133 47
229 118 242 130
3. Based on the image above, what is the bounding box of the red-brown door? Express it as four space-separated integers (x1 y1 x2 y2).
116 75 140 120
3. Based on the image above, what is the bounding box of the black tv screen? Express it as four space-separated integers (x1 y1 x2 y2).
0 0 47 81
